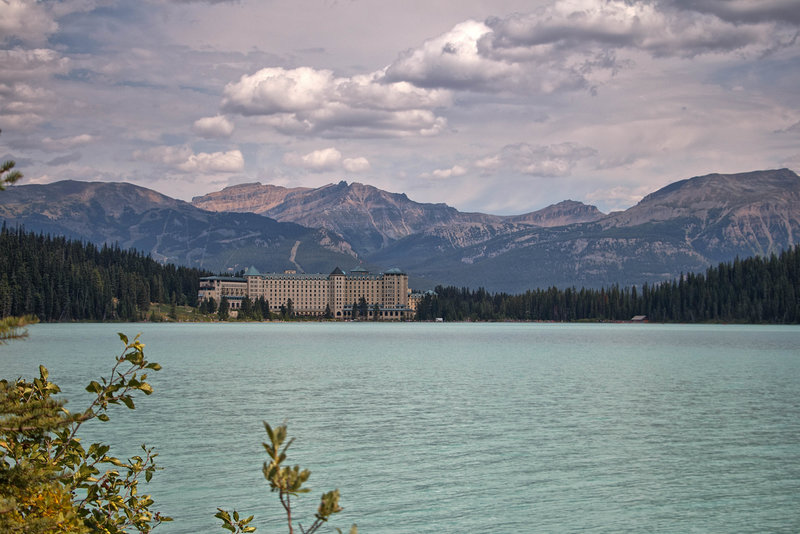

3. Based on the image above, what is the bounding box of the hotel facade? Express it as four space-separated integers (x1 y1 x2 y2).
198 266 412 320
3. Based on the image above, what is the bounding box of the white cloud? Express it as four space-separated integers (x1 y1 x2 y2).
342 157 371 172
193 115 234 138
385 20 522 91
0 0 59 46
382 0 800 95
0 48 69 80
222 67 333 115
177 150 243 173
133 145 244 173
221 66 450 137
283 147 342 171
431 164 468 179
0 49 69 132
283 147 371 173
42 134 95 151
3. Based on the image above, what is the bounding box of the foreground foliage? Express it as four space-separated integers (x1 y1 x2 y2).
1 333 169 532
2 331 357 533
417 246 800 323
217 422 357 534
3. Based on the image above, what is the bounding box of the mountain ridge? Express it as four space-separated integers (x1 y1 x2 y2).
2 168 798 292
192 179 606 253
0 180 358 274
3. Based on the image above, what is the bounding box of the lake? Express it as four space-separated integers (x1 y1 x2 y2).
3 322 800 533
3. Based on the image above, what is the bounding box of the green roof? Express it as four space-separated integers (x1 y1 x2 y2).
244 266 261 276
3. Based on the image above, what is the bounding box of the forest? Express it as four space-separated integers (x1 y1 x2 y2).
2 224 799 324
416 245 800 323
0 226 208 321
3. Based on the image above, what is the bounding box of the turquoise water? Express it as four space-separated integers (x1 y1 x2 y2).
3 323 800 533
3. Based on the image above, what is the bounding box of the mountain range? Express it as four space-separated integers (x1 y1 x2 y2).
2 169 798 293
0 180 357 275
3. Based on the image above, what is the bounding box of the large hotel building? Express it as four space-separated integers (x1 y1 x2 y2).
198 266 413 320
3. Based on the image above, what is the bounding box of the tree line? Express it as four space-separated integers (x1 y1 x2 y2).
0 226 209 321
416 245 800 323
3 224 799 324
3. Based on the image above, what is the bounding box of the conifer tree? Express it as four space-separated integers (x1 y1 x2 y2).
218 297 230 320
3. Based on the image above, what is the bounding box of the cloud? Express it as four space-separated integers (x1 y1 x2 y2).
585 184 654 211
283 147 342 171
670 0 800 25
193 115 234 138
342 157 371 172
0 82 58 132
0 0 103 47
0 48 70 80
283 147 371 173
46 151 82 166
42 134 95 151
177 150 243 173
133 145 244 173
382 0 800 95
478 142 597 177
385 20 523 91
0 0 59 46
221 66 450 137
0 49 70 132
431 164 468 179
481 1 798 60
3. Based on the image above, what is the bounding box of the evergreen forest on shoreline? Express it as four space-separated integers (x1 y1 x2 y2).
0 226 207 321
1 225 799 324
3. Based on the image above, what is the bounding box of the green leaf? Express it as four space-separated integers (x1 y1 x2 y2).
118 332 129 345
86 380 102 394
39 364 49 380
214 509 230 522
98 413 110 422
120 396 135 409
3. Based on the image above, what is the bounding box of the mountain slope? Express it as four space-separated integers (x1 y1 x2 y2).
368 169 800 292
0 180 357 274
4 169 797 293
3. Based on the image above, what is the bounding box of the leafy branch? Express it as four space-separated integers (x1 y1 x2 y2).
0 332 170 533
217 422 357 534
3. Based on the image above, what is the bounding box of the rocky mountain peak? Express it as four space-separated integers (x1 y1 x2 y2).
606 168 800 228
509 199 605 227
192 182 311 214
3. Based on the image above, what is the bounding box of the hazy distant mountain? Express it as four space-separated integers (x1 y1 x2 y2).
192 180 605 253
0 180 357 274
369 169 800 291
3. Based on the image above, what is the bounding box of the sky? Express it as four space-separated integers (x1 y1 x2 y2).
1 0 799 215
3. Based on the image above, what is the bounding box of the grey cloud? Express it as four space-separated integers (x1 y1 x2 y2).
477 142 597 177
481 2 796 61
46 152 82 166
669 0 800 25
385 0 799 95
